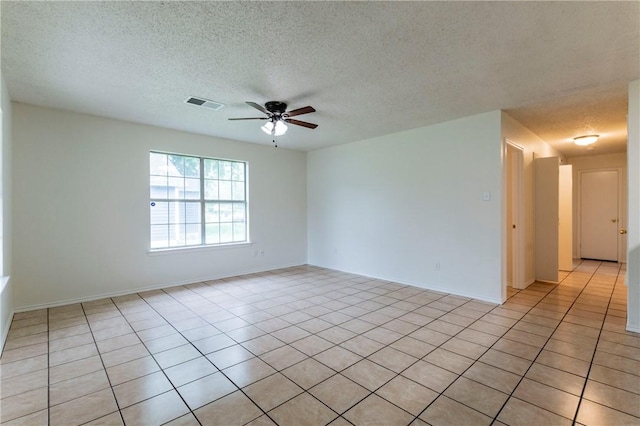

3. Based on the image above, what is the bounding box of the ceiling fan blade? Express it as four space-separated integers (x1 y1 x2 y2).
285 118 318 129
228 117 268 120
246 101 270 115
286 106 315 117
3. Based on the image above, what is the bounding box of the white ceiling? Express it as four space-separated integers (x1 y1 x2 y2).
1 1 638 155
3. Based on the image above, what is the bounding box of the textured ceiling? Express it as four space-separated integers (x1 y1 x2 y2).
1 1 639 155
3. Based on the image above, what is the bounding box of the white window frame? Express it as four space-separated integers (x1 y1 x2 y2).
149 151 249 251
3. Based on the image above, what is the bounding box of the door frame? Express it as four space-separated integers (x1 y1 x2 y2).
502 139 525 301
576 168 625 262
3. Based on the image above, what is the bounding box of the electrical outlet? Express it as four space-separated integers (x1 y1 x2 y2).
260 250 265 256
435 262 440 271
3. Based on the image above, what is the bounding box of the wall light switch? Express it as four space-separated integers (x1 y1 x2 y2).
483 191 491 201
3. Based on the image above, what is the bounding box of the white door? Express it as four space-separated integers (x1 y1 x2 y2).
506 145 515 286
505 141 524 290
580 170 618 261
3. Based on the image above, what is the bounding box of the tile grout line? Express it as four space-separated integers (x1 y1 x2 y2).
141 280 313 424
489 261 610 425
409 280 562 425
318 279 548 423
41 270 569 425
138 287 280 425
80 301 128 426
293 278 473 424
112 294 208 425
181 273 476 423
267 283 477 422
570 263 621 425
152 271 458 423
174 275 431 425
346 264 631 424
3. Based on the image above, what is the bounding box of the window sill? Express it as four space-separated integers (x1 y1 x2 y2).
148 242 253 256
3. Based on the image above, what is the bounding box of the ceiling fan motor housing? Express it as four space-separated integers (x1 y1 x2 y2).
265 101 288 115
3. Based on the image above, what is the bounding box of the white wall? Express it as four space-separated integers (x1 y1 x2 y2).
12 103 307 309
627 79 639 333
308 111 503 303
568 153 627 261
1 71 14 350
501 112 565 286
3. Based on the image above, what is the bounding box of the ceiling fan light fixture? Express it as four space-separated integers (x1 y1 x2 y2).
274 120 287 136
261 120 287 136
261 121 274 135
574 135 599 146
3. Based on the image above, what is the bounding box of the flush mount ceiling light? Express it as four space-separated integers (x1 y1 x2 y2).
574 135 599 146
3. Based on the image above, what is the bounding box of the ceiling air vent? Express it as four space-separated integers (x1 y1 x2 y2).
185 97 225 111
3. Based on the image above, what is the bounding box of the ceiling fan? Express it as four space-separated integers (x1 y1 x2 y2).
228 101 318 139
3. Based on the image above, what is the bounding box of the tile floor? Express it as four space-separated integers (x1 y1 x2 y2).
1 261 638 425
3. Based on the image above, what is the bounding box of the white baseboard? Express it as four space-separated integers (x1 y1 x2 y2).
626 322 640 334
1 309 14 356
14 262 305 313
307 263 502 305
535 279 559 284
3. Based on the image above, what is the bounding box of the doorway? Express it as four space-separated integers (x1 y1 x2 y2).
580 170 620 261
504 140 524 296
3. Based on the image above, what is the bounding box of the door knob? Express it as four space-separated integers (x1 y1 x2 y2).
620 229 627 234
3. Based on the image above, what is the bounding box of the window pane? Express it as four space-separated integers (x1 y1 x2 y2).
205 180 219 200
150 153 167 176
150 225 168 248
150 176 168 199
205 202 219 223
232 162 245 181
168 201 183 224
168 177 184 199
186 224 201 245
232 203 245 221
219 161 232 180
204 159 218 179
220 223 233 243
185 202 201 224
150 201 168 225
169 223 186 247
184 157 200 178
219 203 233 222
206 224 220 244
233 223 246 241
168 155 185 177
219 181 232 200
232 181 245 201
184 178 200 200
